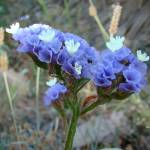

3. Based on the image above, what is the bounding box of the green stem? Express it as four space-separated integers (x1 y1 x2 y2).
36 67 40 131
94 15 109 41
89 0 109 42
3 72 18 134
64 107 79 150
81 98 110 115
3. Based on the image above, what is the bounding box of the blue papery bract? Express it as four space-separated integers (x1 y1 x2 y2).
44 83 67 106
119 83 140 93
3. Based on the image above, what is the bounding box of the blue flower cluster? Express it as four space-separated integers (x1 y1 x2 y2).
98 48 147 93
12 24 63 63
8 23 148 105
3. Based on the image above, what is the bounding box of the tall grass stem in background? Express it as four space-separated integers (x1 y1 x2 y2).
94 15 109 41
35 67 41 131
3 72 18 135
37 0 50 20
64 0 72 29
109 4 122 36
89 0 109 41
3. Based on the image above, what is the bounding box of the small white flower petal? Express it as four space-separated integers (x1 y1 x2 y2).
46 77 57 87
6 22 20 34
137 50 149 62
74 62 82 75
106 36 125 52
39 29 55 42
65 39 80 55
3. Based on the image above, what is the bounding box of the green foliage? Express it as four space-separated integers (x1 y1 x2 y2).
0 0 8 26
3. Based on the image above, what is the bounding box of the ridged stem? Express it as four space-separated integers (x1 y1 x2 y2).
64 107 79 150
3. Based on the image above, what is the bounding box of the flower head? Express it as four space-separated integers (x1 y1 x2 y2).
137 50 149 62
106 36 125 52
65 39 80 55
8 23 148 98
6 22 20 34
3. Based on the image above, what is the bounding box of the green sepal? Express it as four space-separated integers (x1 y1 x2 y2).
111 91 132 100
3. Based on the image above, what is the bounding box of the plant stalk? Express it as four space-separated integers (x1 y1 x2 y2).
3 72 18 134
94 15 109 41
36 67 41 131
89 0 109 42
64 107 79 150
81 98 110 115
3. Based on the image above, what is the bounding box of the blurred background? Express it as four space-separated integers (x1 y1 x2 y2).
0 0 150 149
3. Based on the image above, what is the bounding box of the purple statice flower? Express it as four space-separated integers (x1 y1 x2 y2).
13 24 50 53
93 66 112 87
92 49 122 88
9 24 64 63
123 68 142 83
57 33 97 79
80 47 101 79
118 65 146 93
59 46 101 80
61 58 82 79
93 61 116 88
101 50 123 74
118 49 148 93
44 83 67 106
57 33 90 65
114 47 131 61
